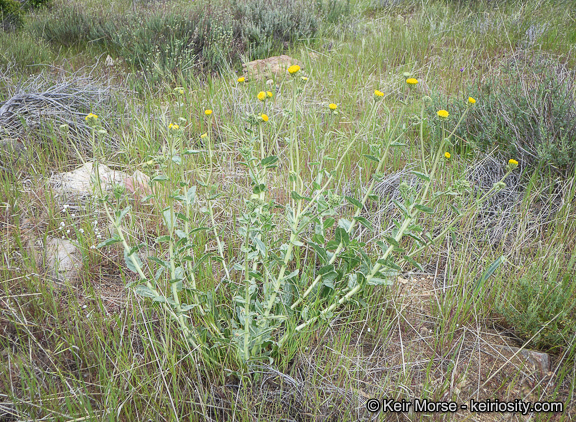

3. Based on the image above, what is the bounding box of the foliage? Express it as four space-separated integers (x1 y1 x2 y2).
0 0 24 31
496 263 576 352
99 77 514 365
0 31 53 69
427 53 576 176
233 0 318 59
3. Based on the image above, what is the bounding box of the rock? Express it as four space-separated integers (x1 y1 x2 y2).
49 162 151 202
242 55 303 80
493 345 551 376
46 237 82 287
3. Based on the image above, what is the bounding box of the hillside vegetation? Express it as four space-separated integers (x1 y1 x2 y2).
1 0 575 420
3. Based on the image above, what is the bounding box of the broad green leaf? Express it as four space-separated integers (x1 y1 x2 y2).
393 200 411 218
414 204 434 214
345 196 363 209
162 207 176 231
97 235 121 249
323 217 335 230
363 154 380 163
353 216 373 231
335 227 350 246
186 186 197 204
134 285 156 298
261 156 278 167
151 175 169 183
411 171 430 182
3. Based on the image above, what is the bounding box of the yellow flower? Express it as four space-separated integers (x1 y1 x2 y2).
374 90 384 97
85 113 98 121
237 77 245 83
201 133 207 139
174 87 185 95
468 97 476 104
329 103 338 110
301 76 308 81
257 91 266 101
169 123 179 130
261 114 269 122
205 109 213 116
437 109 449 119
444 152 451 159
288 65 301 74
508 159 519 170
267 91 273 98
406 78 418 85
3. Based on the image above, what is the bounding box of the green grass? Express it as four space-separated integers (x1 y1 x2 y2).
1 0 576 419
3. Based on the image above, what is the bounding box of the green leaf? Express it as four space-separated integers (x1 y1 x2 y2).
156 235 171 243
261 156 278 167
414 204 434 214
345 196 363 209
151 175 169 183
148 256 168 267
411 171 430 182
97 235 121 249
309 242 328 263
124 248 143 273
363 154 380 163
183 149 201 155
393 200 411 218
323 217 335 230
403 255 424 272
134 285 157 298
474 255 506 292
353 216 373 231
383 236 399 247
291 191 311 201
335 227 350 246
377 258 402 271
253 184 266 194
162 207 176 231
175 229 187 239
186 186 197 204
254 237 267 255
367 277 393 286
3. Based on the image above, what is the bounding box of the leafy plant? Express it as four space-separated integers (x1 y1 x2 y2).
96 75 516 366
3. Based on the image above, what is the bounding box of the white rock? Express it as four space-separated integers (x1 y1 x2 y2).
46 237 82 286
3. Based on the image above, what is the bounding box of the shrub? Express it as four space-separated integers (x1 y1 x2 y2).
0 0 24 31
0 31 54 69
428 53 576 177
496 264 576 352
232 0 318 59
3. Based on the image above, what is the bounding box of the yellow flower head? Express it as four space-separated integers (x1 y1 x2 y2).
444 152 451 159
468 97 476 105
288 65 301 75
261 113 269 122
406 78 418 85
374 90 384 97
201 133 207 139
301 76 308 81
329 103 338 110
205 109 213 116
174 87 185 95
169 123 180 130
257 91 266 101
437 109 449 119
508 159 519 170
237 76 246 83
267 91 273 98
85 113 98 121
